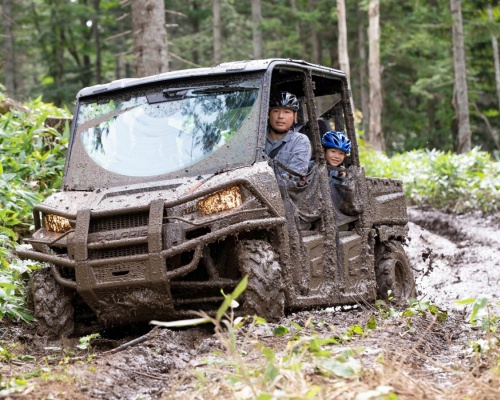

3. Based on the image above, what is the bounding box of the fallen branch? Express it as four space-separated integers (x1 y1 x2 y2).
103 326 160 355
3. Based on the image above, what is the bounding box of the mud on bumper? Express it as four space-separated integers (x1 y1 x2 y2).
17 179 286 324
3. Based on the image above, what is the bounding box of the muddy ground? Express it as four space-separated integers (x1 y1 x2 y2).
1 207 500 399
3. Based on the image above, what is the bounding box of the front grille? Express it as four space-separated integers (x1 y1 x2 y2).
88 244 148 260
93 262 146 283
95 285 148 298
89 212 149 233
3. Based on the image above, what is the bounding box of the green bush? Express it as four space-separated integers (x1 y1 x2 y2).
360 145 500 214
0 96 70 323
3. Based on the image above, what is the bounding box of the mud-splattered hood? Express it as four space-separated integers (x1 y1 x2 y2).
43 162 284 216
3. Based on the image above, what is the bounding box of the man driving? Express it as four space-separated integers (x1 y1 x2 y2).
265 91 312 183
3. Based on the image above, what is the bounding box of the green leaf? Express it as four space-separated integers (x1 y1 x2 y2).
470 297 489 326
231 275 248 300
9 308 35 323
290 321 303 331
347 324 365 336
17 355 35 361
305 385 322 398
263 363 280 383
254 316 267 325
149 317 211 328
366 315 377 330
455 298 476 305
41 76 55 85
320 358 359 378
273 325 289 337
429 305 448 322
77 333 100 350
261 346 275 361
216 276 247 321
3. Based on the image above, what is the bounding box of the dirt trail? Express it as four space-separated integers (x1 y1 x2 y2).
407 207 500 308
2 208 500 399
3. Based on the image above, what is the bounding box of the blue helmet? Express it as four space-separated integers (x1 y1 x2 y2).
322 131 351 154
269 91 300 111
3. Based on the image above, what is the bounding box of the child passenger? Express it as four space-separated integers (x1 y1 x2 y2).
322 131 360 223
321 130 351 183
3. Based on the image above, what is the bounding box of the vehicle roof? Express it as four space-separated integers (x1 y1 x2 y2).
77 58 346 98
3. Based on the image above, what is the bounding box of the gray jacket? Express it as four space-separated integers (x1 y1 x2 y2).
265 125 312 177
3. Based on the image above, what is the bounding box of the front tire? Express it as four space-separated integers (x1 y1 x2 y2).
27 267 75 337
375 241 416 303
236 240 285 321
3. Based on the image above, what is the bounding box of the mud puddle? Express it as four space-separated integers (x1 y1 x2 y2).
407 207 500 308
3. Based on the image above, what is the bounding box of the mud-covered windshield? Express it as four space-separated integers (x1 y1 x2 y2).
76 82 259 177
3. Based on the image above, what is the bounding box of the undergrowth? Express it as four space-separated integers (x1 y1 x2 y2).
152 280 500 399
0 93 70 323
360 144 500 214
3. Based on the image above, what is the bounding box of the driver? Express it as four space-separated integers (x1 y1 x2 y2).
265 91 312 183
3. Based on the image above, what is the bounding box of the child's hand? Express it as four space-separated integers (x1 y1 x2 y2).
339 165 346 178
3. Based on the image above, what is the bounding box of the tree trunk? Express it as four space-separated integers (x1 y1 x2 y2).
337 0 354 111
488 4 500 117
131 0 168 77
3 0 16 97
251 0 262 59
357 3 369 136
450 0 471 153
93 0 102 84
213 0 221 65
368 0 384 151
290 0 305 59
308 0 320 64
52 2 65 105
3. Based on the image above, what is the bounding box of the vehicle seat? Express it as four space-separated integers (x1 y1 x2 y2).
317 118 331 136
299 118 332 161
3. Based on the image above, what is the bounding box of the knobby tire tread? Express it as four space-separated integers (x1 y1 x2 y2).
237 240 285 321
28 267 74 337
375 241 416 303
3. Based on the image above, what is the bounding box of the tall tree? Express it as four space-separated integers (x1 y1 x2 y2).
488 4 500 115
357 2 369 135
308 0 320 64
450 0 471 153
368 0 384 151
337 0 354 111
131 0 168 77
251 0 262 59
92 0 102 84
2 0 16 97
213 0 221 65
290 0 305 59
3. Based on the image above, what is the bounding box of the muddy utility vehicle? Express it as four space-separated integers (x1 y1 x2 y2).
18 59 415 337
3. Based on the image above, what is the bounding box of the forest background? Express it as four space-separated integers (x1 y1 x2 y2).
1 2 500 396
2 0 500 157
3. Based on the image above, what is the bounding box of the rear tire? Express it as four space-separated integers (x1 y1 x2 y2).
27 267 75 338
375 241 416 303
236 240 285 321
